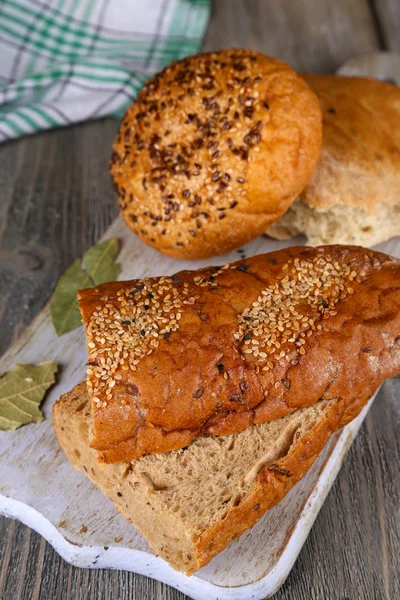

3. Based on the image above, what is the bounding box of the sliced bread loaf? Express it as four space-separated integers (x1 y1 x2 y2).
53 382 371 574
77 245 400 464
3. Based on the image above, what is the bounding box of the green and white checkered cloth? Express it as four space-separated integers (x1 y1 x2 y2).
0 0 210 142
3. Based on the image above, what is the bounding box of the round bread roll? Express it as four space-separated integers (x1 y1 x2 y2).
267 74 400 247
110 49 322 259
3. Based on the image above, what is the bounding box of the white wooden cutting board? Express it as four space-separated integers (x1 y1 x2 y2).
0 215 399 600
1 54 399 600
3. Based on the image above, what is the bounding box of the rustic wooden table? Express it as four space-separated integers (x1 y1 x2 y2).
0 1 399 598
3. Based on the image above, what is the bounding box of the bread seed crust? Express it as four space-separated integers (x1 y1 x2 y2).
110 49 322 259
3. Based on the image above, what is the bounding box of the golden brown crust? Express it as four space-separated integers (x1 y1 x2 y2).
78 245 400 464
110 49 322 259
300 74 400 212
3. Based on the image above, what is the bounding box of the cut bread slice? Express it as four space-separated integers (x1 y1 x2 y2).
267 199 400 247
53 383 369 574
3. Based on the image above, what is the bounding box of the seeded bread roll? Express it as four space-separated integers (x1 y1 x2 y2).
267 74 400 246
78 245 400 464
110 49 322 259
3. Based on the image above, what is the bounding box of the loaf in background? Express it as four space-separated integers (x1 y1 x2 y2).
53 382 366 574
267 75 400 246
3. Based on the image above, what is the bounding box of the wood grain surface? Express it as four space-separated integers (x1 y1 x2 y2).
0 1 399 599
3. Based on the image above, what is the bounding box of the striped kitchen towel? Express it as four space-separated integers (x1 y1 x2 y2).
0 0 210 142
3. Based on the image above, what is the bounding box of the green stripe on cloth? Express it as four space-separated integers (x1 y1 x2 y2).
4 1 205 51
0 0 210 142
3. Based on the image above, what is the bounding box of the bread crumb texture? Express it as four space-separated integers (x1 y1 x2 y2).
77 245 400 463
268 75 400 246
110 49 322 259
267 199 400 246
53 383 343 573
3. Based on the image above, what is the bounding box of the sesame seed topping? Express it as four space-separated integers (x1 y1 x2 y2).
235 255 368 366
84 250 377 416
85 275 199 408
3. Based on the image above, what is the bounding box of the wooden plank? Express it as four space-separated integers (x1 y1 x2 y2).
0 118 119 358
202 0 380 72
371 0 400 52
0 519 15 598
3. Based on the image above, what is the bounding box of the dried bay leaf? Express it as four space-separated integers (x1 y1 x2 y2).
50 238 120 336
0 362 58 430
83 238 120 286
50 259 92 336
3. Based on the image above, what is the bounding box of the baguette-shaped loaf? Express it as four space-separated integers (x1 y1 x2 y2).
53 382 368 574
78 245 400 463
